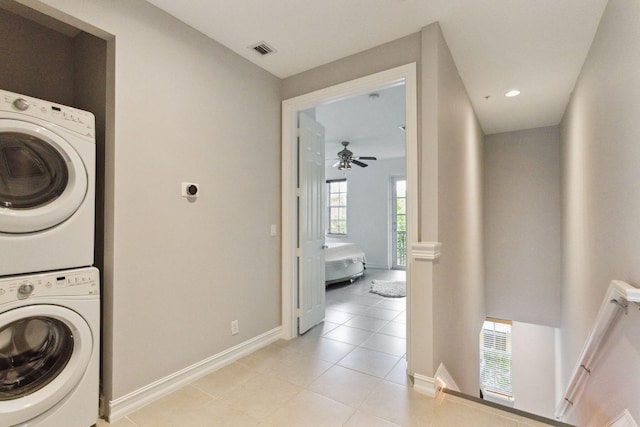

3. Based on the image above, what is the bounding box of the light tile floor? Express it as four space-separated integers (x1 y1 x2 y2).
97 269 554 426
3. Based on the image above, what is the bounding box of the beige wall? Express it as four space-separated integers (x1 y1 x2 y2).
561 0 640 423
427 23 485 395
484 126 562 327
21 0 282 406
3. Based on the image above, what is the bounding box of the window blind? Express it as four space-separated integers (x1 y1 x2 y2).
479 319 513 397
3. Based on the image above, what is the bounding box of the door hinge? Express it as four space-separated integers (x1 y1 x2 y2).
296 248 302 257
295 188 302 197
296 308 302 317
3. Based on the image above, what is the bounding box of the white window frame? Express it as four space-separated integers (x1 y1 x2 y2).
327 179 347 235
480 318 514 401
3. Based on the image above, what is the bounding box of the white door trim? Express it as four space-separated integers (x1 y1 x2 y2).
282 63 419 347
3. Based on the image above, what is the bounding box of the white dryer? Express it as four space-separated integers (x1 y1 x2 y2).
0 267 99 427
0 89 95 276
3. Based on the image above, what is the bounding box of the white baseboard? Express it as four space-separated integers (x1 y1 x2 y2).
413 373 437 397
106 326 282 422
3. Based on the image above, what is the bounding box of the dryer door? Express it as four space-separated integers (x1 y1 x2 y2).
0 119 88 233
0 305 93 426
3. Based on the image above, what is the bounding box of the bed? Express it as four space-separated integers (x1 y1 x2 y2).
325 242 366 285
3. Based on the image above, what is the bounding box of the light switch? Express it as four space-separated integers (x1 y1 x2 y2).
270 224 277 236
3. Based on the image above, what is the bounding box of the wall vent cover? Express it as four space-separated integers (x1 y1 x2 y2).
248 41 276 56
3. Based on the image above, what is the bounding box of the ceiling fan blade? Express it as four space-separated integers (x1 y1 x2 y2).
351 159 368 167
355 156 377 160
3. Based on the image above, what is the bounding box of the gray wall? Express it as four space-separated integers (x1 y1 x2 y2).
511 321 557 418
326 157 406 269
23 0 282 407
426 23 485 395
0 7 75 104
561 0 640 424
281 33 421 100
484 126 562 327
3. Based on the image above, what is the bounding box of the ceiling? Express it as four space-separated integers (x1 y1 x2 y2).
318 85 406 163
145 0 608 135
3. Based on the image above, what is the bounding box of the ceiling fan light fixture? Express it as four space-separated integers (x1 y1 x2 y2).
338 160 351 170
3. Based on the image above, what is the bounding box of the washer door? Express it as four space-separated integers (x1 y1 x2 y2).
0 305 93 426
0 119 88 233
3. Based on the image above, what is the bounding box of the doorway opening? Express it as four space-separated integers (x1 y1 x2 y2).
282 64 418 372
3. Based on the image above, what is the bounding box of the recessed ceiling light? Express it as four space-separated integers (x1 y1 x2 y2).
505 89 521 97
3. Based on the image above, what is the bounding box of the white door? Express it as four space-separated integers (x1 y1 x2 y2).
298 112 326 334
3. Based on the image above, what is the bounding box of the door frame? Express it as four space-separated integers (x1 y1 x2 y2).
281 63 418 344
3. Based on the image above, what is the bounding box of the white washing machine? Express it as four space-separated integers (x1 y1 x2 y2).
0 267 99 427
0 89 96 276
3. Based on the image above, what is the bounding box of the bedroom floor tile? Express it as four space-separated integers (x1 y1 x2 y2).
378 321 407 338
344 315 389 332
362 306 402 321
324 308 355 324
392 311 407 324
375 299 406 311
328 302 373 315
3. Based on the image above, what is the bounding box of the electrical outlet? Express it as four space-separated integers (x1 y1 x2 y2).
231 320 239 335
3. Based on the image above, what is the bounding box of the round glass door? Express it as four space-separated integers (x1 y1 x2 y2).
0 133 69 209
0 119 88 233
0 317 74 400
0 305 93 426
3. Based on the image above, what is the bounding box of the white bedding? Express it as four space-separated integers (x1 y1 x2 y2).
325 242 366 284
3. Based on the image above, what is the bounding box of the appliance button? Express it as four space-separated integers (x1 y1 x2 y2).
13 98 29 111
18 283 34 296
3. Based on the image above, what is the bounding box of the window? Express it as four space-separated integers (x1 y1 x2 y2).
327 179 347 234
479 319 513 399
393 178 407 268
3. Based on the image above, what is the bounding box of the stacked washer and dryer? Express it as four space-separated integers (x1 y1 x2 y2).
0 89 100 427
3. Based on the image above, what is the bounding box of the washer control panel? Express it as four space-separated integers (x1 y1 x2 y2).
0 88 95 138
0 267 99 305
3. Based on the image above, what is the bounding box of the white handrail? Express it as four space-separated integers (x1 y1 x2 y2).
555 280 640 420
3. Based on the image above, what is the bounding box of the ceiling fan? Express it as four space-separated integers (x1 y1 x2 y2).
331 141 377 170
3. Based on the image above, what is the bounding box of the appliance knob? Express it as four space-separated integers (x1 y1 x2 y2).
13 98 29 111
18 283 34 296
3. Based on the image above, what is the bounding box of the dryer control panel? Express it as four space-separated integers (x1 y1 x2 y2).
0 89 95 138
0 267 99 305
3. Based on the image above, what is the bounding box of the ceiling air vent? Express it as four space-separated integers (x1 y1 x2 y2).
249 41 276 57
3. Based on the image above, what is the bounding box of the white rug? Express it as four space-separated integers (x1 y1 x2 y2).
369 280 406 298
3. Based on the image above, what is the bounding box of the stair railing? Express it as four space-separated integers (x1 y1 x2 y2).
555 280 640 420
